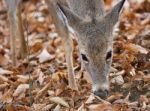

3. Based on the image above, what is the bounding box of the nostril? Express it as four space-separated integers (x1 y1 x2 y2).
94 90 109 99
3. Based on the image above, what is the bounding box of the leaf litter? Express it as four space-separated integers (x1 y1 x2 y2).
0 0 150 110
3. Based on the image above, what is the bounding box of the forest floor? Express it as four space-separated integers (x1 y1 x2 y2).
0 0 150 111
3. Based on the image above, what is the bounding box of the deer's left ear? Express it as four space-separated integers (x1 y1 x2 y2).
105 0 126 25
57 3 83 30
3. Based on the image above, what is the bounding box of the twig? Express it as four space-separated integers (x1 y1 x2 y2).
24 10 33 107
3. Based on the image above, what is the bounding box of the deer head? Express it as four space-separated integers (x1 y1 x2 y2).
58 0 125 99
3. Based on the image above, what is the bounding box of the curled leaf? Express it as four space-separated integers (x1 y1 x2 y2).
13 84 29 97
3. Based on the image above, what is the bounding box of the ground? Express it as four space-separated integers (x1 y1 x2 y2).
0 0 150 111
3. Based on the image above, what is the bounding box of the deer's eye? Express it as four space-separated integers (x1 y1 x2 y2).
106 50 112 60
81 54 89 62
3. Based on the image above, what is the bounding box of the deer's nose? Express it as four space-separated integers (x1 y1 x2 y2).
94 89 109 99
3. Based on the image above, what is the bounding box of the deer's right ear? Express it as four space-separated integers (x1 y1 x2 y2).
105 0 125 26
57 3 82 29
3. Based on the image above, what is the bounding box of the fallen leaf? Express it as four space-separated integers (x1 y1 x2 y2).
0 54 9 65
0 75 9 82
83 72 92 83
33 103 46 111
0 83 9 90
6 104 15 111
88 103 112 111
13 84 29 97
49 97 69 108
128 44 148 54
35 82 51 100
85 94 95 104
110 67 118 73
53 104 61 111
77 103 86 111
110 70 125 77
143 75 150 82
107 93 123 103
1 89 13 103
47 90 55 96
41 104 53 111
17 75 30 83
111 75 124 85
48 32 58 39
0 68 13 75
31 40 43 53
129 68 136 76
37 48 55 63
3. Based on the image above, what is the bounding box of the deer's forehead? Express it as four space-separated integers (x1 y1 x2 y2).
88 40 107 53
78 22 111 54
78 22 108 38
79 31 109 52
78 38 108 58
78 30 107 47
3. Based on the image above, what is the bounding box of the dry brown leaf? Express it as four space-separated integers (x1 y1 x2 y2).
0 68 13 75
41 104 53 111
53 38 62 48
55 88 65 96
83 72 92 83
77 103 87 111
85 94 95 104
35 82 51 100
88 103 112 111
0 0 149 110
33 103 46 111
13 84 29 97
0 54 9 65
37 69 44 85
0 75 9 82
0 82 9 90
110 67 118 73
129 68 136 76
111 75 124 85
16 75 29 83
107 93 123 103
49 97 69 108
124 92 130 102
48 32 58 39
31 40 43 53
52 71 67 81
52 72 60 81
143 75 150 82
139 95 149 103
1 89 13 103
127 43 148 54
53 104 62 111
47 90 55 96
110 70 125 77
37 48 55 63
6 104 15 111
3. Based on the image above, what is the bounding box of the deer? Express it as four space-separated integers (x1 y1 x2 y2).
45 0 126 99
5 0 126 99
